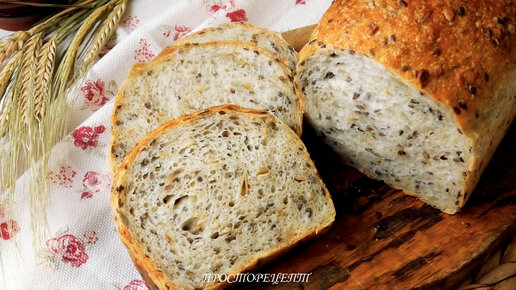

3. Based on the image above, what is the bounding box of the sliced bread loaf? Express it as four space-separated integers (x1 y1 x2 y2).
111 105 335 290
110 41 303 174
175 21 297 73
296 0 516 213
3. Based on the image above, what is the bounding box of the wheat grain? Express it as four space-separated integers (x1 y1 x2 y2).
0 91 13 138
19 33 42 126
0 51 22 103
0 31 31 63
34 37 57 120
81 0 127 74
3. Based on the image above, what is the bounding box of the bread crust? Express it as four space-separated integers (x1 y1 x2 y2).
111 105 335 289
175 21 297 72
297 0 516 213
300 0 515 132
109 41 304 176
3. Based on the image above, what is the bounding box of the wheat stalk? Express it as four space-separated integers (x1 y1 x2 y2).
34 37 57 120
81 0 127 75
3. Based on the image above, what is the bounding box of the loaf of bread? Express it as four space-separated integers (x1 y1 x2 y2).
296 0 516 213
110 41 302 174
176 21 297 73
111 105 335 289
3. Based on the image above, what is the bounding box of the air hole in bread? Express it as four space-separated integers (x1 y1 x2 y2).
173 195 188 210
163 195 174 204
181 217 203 234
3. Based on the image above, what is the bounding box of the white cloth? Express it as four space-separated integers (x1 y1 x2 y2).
0 0 332 289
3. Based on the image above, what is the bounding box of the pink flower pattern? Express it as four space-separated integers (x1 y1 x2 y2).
46 234 89 268
0 204 20 241
81 80 108 111
173 25 192 41
98 42 115 59
0 220 19 240
226 9 247 22
71 125 106 150
124 280 150 290
134 38 155 62
122 15 140 30
49 165 77 188
81 171 112 199
296 0 306 4
208 0 235 13
83 230 99 245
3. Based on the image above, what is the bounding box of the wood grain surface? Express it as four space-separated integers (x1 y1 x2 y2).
230 26 516 290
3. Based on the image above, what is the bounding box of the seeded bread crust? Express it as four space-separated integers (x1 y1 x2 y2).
175 21 297 73
296 0 516 213
110 41 304 175
111 105 335 289
306 0 515 130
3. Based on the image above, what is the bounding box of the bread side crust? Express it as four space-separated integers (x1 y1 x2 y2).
111 105 335 289
109 40 304 176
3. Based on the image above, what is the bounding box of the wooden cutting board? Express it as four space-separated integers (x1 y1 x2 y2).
239 26 516 289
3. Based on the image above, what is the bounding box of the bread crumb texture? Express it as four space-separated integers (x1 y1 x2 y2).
112 106 335 289
111 41 301 172
176 21 297 73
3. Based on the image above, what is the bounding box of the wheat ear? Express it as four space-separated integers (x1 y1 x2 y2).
34 37 57 120
0 50 22 104
0 31 31 63
55 2 111 87
81 0 127 75
19 33 43 126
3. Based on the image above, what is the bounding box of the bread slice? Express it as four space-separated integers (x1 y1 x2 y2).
110 41 303 174
111 105 335 290
296 0 516 213
175 21 297 74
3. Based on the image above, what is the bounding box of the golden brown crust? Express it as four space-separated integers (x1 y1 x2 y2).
109 40 303 176
301 0 516 133
111 105 334 289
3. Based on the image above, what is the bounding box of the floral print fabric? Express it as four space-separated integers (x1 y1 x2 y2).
0 0 332 288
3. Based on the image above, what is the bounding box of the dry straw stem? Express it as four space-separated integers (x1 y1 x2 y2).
34 37 57 120
19 33 43 126
81 0 127 75
27 0 96 35
3 1 96 8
